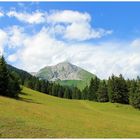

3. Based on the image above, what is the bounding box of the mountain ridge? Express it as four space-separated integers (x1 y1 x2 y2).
35 61 95 82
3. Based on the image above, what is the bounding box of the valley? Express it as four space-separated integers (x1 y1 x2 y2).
0 87 140 138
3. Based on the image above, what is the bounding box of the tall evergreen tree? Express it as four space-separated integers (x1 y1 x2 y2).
129 79 140 109
88 76 100 101
81 86 88 100
97 80 109 102
63 87 72 99
0 56 20 97
108 74 129 104
40 80 47 93
72 87 81 99
0 56 10 96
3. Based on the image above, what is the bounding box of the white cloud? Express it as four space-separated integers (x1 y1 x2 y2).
6 9 112 41
131 39 140 48
6 26 140 79
64 22 112 41
0 29 7 54
7 26 25 48
47 10 91 24
47 10 112 41
7 54 17 62
4 10 140 79
0 11 4 17
7 10 46 24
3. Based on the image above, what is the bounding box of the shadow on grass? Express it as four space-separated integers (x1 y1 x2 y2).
17 97 42 104
15 91 42 104
19 91 28 96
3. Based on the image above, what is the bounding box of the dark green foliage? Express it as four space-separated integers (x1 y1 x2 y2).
40 80 47 93
0 56 21 98
88 76 100 101
7 72 21 97
97 80 109 102
81 86 88 99
72 87 81 99
3 57 140 109
34 80 41 91
52 84 59 96
7 64 32 85
64 87 72 99
108 74 129 104
0 56 9 96
58 86 64 98
129 78 140 109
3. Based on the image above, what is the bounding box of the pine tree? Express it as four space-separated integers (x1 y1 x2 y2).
97 80 109 102
0 56 10 96
72 87 81 99
0 56 20 97
58 86 64 98
88 76 100 101
72 87 77 99
82 86 88 99
40 80 47 93
34 80 40 91
129 79 140 109
108 74 129 104
63 87 72 99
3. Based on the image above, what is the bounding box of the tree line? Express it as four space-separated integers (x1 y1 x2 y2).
0 56 140 109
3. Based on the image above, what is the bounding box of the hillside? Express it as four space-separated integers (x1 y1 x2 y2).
0 87 140 138
35 61 95 89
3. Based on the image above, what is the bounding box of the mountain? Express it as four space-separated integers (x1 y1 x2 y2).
7 64 33 84
35 61 95 89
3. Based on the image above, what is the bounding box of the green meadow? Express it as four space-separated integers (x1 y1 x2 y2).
0 87 140 138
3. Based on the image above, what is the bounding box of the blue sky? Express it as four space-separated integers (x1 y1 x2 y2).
0 2 140 79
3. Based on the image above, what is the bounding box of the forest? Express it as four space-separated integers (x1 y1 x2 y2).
0 55 140 109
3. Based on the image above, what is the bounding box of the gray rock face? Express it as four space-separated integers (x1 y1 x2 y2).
36 61 94 81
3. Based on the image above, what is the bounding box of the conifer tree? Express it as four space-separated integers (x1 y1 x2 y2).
82 86 88 99
0 56 9 96
88 76 100 101
108 74 129 104
0 55 20 97
129 79 140 109
64 87 72 99
97 80 109 102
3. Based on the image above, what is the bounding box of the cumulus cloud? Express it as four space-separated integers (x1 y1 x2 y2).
0 29 7 54
6 9 112 41
3 9 139 79
131 39 140 48
7 10 46 24
0 11 4 17
47 10 112 41
47 10 91 24
7 26 26 48
6 26 140 79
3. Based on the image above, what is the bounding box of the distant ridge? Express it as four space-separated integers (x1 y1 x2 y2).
35 61 95 82
34 61 95 89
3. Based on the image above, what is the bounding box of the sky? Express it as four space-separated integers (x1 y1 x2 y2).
0 2 140 79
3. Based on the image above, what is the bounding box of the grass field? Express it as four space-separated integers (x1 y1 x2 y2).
0 87 140 138
56 80 88 90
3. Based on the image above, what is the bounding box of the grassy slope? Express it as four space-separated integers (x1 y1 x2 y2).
56 80 88 90
0 87 140 138
56 70 95 90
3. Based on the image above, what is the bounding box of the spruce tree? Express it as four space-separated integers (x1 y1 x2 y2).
63 87 71 99
108 74 129 104
97 80 109 102
0 56 20 97
88 76 100 101
40 80 47 93
82 86 88 99
0 56 9 96
129 79 140 109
